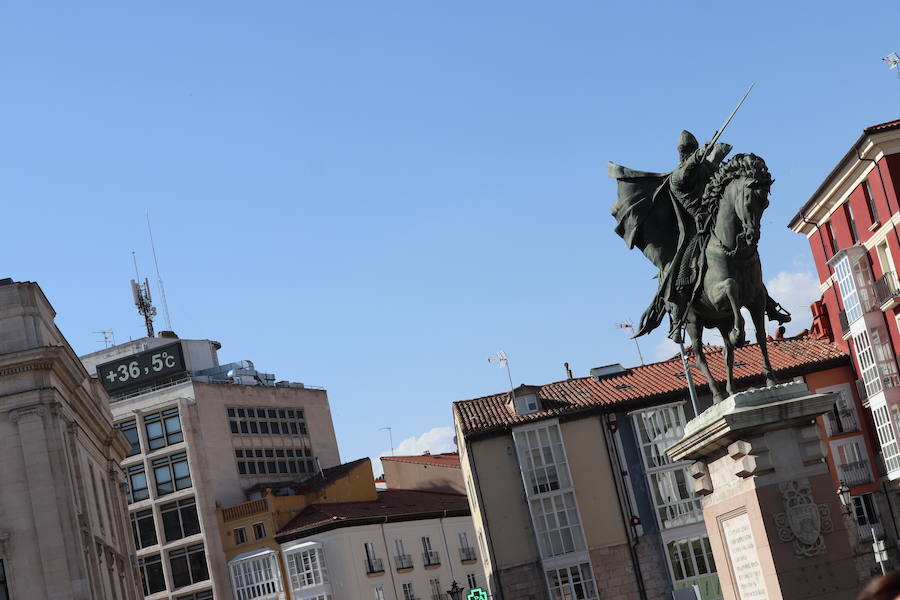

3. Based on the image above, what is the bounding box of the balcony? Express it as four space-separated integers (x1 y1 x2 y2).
839 460 873 486
394 554 413 570
364 557 384 575
423 550 441 567
459 546 477 562
876 271 900 311
858 521 886 542
838 309 851 339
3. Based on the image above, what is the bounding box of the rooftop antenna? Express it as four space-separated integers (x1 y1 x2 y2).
488 351 515 391
146 211 173 331
883 52 900 76
379 427 395 457
131 252 157 338
615 319 645 365
94 330 116 348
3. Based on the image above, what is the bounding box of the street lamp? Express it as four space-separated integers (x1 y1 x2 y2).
836 481 852 514
447 581 464 600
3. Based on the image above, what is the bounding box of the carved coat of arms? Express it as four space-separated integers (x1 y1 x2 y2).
773 479 833 557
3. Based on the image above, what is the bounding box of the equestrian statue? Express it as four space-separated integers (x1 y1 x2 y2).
609 88 791 403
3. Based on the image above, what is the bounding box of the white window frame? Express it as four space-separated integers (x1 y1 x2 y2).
512 422 572 497
229 549 283 600
545 562 599 600
872 404 900 475
529 491 587 558
664 535 718 591
630 402 688 471
284 542 330 594
402 582 415 600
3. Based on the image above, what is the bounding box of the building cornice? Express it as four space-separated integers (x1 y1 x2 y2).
273 507 471 544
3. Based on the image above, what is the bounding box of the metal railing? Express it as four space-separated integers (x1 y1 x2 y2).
459 546 477 562
838 309 851 337
839 460 873 486
364 557 384 574
661 498 704 529
423 550 441 566
858 522 886 542
875 272 900 306
394 554 413 570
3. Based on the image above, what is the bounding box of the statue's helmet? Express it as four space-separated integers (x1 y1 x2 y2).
678 130 699 162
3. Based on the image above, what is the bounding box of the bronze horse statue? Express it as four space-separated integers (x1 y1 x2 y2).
611 148 788 404
684 153 777 402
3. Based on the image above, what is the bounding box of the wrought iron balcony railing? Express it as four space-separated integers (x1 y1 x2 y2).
394 554 413 570
875 271 900 309
364 557 384 574
423 550 441 566
839 460 873 486
459 546 477 562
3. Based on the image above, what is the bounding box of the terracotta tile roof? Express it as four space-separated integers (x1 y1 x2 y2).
864 119 900 133
381 452 460 469
275 489 470 541
454 336 848 439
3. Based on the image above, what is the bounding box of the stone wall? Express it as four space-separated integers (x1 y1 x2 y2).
496 560 546 600
590 542 648 600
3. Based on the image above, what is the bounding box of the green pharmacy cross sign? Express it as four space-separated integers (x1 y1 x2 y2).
467 589 488 600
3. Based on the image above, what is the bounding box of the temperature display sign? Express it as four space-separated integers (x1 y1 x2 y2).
97 341 186 393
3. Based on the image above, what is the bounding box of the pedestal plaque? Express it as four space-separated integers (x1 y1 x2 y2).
722 512 767 599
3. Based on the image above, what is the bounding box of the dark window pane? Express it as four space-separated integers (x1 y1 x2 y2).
278 461 288 473
240 421 249 434
289 422 298 435
138 513 157 547
229 420 238 434
259 421 269 434
162 507 183 542
238 461 247 475
267 409 277 418
237 408 245 417
227 408 235 417
170 554 190 588
264 449 274 458
270 422 281 434
181 504 201 536
189 548 209 583
249 422 258 434
247 462 257 474
146 421 165 450
267 461 276 473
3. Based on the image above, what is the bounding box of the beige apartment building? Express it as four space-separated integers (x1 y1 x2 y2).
380 452 465 494
79 333 341 600
0 280 142 599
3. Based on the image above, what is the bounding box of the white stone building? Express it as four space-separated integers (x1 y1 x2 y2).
0 280 142 599
79 333 341 600
225 489 483 600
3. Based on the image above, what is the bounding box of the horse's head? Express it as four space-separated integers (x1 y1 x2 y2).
707 154 773 250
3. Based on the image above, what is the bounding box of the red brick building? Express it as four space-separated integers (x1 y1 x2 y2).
789 118 900 550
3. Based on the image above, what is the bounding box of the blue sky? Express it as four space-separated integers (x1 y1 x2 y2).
2 2 898 469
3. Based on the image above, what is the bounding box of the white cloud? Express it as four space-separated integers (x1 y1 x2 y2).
766 270 820 334
371 426 457 477
653 336 681 362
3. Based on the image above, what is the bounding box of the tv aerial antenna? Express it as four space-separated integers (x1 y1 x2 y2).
94 330 116 348
615 319 645 365
131 252 157 338
883 52 900 76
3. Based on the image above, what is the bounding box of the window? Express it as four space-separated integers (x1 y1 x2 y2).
467 573 478 589
422 536 439 565
228 406 308 439
648 467 703 528
633 404 686 469
429 578 442 599
825 389 859 435
234 527 247 545
375 586 386 600
235 447 313 477
130 509 158 549
402 583 415 600
853 493 880 528
530 491 587 558
231 551 283 600
845 203 859 243
666 536 717 585
153 452 191 496
139 554 166 596
117 419 141 456
873 405 900 474
825 221 838 255
286 545 329 589
512 424 571 496
169 543 209 589
514 393 540 415
161 497 201 542
459 531 476 561
144 407 183 451
0 559 9 600
864 179 880 224
176 591 214 600
546 563 598 600
126 464 149 503
253 522 266 540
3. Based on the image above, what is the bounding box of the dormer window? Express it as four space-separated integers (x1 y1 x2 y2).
515 394 540 415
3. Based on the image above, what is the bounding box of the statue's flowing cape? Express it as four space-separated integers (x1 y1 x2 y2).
608 162 694 337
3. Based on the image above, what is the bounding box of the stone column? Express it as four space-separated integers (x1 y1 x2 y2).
668 383 858 600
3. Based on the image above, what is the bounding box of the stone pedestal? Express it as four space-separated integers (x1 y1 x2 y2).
668 382 858 600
